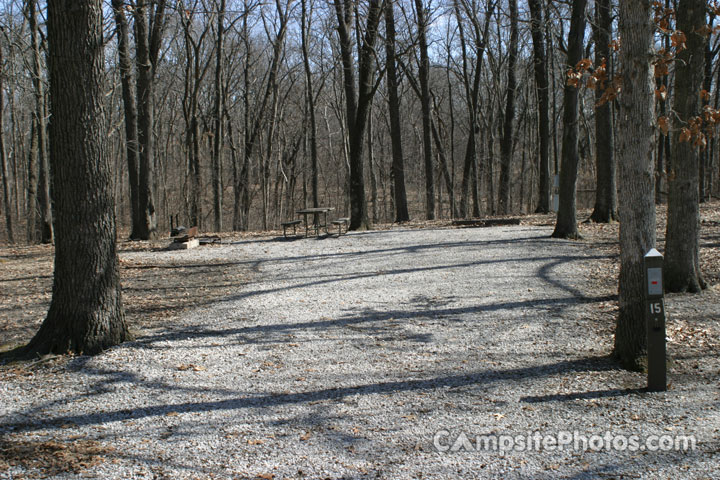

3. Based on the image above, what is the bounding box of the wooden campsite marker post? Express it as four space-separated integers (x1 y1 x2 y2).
645 248 666 392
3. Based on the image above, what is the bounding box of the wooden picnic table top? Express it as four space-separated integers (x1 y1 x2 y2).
296 207 335 214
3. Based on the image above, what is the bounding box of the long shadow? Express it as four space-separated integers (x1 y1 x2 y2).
520 387 644 403
119 231 611 348
0 274 53 284
133 292 618 349
0 356 617 434
215 252 608 309
225 232 565 271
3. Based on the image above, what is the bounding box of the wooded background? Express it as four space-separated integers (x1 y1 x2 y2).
0 0 718 243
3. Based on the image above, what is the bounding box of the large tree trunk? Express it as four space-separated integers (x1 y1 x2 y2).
528 0 551 214
301 0 321 209
699 11 714 203
22 0 129 357
134 1 156 238
0 43 13 244
552 0 587 239
111 0 141 239
26 0 53 244
26 119 38 243
664 0 708 293
133 0 166 240
498 0 518 215
415 0 435 220
456 0 494 218
589 0 618 223
613 0 656 371
384 0 409 222
333 0 382 230
211 0 226 232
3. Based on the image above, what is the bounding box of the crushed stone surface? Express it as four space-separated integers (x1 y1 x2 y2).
1 226 718 479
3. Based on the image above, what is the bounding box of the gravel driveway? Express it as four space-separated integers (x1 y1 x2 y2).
1 225 718 479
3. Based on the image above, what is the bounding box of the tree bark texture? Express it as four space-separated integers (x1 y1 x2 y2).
456 0 494 218
498 0 518 215
111 0 141 239
0 42 14 244
589 0 618 223
415 0 435 220
301 0 321 209
664 0 708 293
28 0 53 244
333 0 382 230
25 0 129 356
552 0 586 239
528 0 551 214
212 0 226 232
134 0 165 239
384 0 409 222
613 0 657 371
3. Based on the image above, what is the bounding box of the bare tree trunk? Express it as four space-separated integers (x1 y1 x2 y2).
134 0 166 239
26 0 53 244
111 0 141 239
333 0 383 230
21 0 129 357
589 0 618 223
700 12 715 203
456 0 494 218
665 0 708 293
211 0 226 232
613 0 656 371
180 6 213 230
414 0 435 220
384 0 409 222
238 0 288 231
301 0 320 208
26 119 38 243
0 43 13 244
498 0 518 215
656 0 672 205
528 0 550 213
552 0 586 239
366 105 379 223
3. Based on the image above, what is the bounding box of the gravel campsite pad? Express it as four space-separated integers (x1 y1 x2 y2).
1 225 719 479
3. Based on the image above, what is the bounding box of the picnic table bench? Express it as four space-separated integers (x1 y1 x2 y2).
331 217 349 236
281 219 302 239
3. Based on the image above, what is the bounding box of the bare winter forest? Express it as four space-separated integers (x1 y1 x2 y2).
0 0 717 244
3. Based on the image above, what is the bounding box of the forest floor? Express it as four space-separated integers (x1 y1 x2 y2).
0 202 719 479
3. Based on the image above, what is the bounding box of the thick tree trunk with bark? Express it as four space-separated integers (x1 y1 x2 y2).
613 0 656 371
552 0 586 239
456 0 494 218
0 45 12 244
528 0 551 214
301 0 321 209
133 0 166 240
111 0 141 239
415 0 435 220
333 0 382 230
498 0 518 215
385 0 409 222
27 0 53 244
664 0 708 293
589 0 618 223
22 0 129 357
211 0 226 232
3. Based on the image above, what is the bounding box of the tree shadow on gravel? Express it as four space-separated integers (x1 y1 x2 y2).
0 356 620 434
520 387 645 403
129 290 615 349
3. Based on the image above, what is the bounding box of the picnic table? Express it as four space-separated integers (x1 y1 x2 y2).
296 207 335 237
